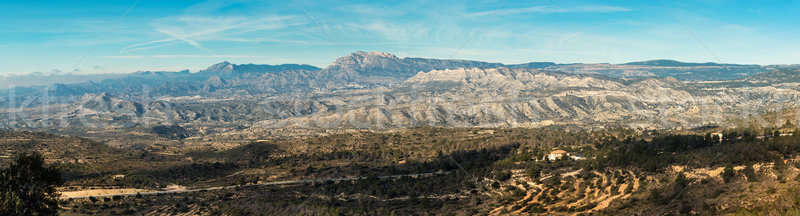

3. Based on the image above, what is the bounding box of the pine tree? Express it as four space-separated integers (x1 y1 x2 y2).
0 152 64 216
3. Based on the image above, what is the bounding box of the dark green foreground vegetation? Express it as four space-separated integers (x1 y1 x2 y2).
4 124 800 215
1 153 63 216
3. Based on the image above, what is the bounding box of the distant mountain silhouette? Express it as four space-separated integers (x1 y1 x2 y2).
622 59 756 67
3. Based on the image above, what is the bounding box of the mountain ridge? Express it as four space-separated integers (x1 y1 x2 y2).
2 51 799 132
0 51 781 90
622 59 759 67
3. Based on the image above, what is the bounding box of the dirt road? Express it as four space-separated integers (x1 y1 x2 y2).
62 171 448 199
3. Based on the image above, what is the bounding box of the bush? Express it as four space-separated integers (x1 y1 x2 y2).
0 152 64 216
494 171 512 181
743 165 758 182
722 165 736 183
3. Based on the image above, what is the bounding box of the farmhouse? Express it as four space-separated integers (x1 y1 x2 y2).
545 149 586 161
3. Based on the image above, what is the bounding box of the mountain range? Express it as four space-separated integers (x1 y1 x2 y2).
1 51 799 137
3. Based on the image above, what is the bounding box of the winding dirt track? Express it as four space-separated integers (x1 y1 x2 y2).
62 171 448 200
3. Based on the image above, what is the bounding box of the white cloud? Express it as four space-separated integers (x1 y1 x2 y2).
338 4 404 16
222 37 315 45
346 21 433 43
121 39 181 53
121 15 307 53
156 28 206 50
468 5 631 17
104 54 272 59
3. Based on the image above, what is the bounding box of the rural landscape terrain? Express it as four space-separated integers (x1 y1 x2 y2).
3 51 800 215
3 0 800 215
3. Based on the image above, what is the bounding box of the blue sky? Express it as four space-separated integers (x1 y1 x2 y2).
1 0 799 75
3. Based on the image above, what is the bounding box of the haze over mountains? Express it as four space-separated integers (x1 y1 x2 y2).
1 51 768 89
1 51 798 134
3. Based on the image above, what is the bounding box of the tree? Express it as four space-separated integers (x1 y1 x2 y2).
526 163 542 179
0 152 64 216
743 164 758 182
721 165 736 183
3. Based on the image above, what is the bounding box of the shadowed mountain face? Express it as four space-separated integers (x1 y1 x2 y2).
0 51 560 100
20 63 323 99
198 61 321 77
0 51 768 93
0 51 796 132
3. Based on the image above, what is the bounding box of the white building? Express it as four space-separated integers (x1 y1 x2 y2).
710 132 723 142
545 149 586 161
547 149 568 161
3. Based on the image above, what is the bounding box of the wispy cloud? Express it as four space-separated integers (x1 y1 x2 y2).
370 22 425 41
468 5 631 17
121 15 306 53
104 54 272 59
121 38 181 53
156 28 206 50
222 37 314 45
337 4 404 16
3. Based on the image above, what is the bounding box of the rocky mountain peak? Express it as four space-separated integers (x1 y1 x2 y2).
332 51 401 67
353 51 398 59
204 61 235 73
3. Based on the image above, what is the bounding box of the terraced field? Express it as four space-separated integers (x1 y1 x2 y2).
488 169 642 215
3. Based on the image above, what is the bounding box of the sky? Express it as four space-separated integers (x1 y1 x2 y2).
1 0 799 75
